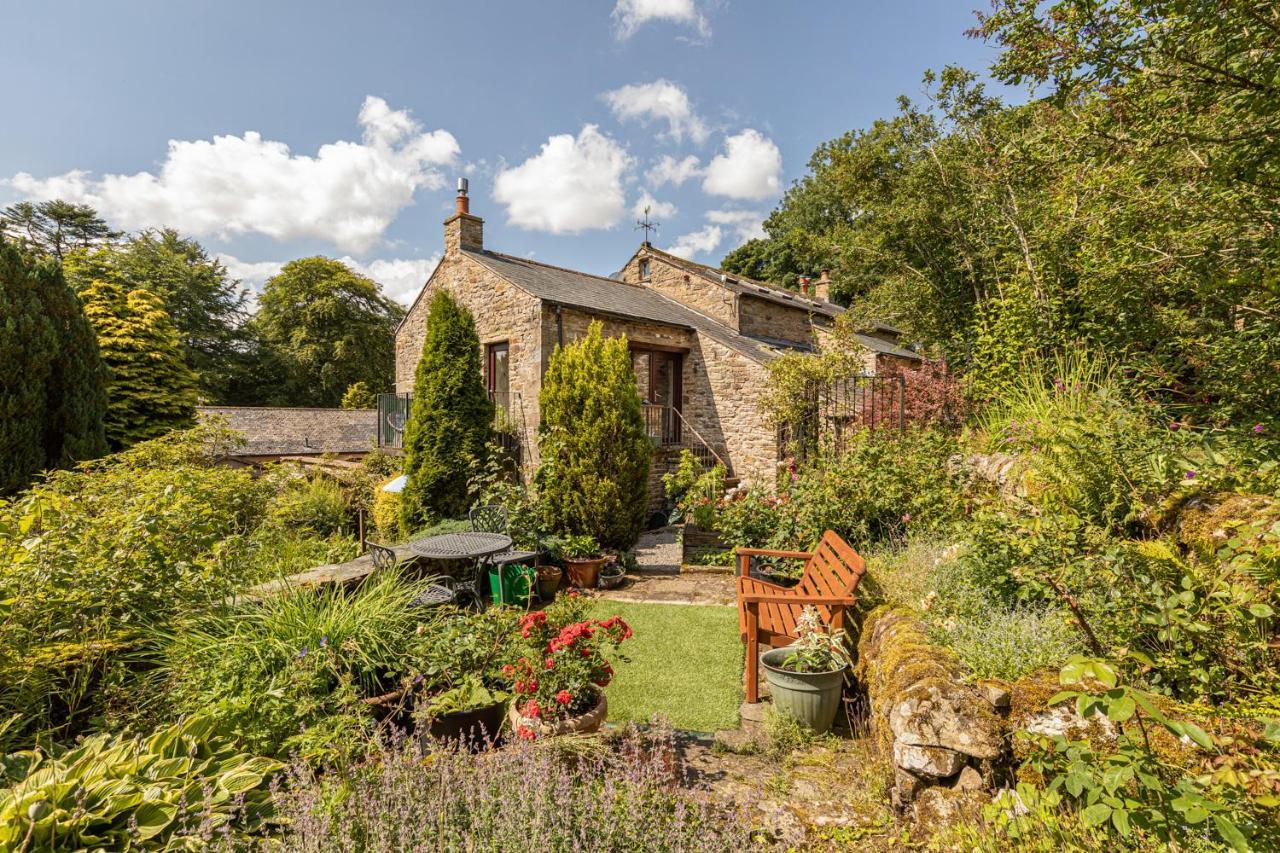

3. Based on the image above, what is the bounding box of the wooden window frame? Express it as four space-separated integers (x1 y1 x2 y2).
486 341 510 396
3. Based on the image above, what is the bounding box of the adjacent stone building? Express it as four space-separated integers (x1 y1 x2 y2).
394 183 920 494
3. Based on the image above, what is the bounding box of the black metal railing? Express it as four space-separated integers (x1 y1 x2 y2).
377 393 412 449
642 404 729 474
777 373 905 463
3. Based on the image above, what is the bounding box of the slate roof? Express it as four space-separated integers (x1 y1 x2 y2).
196 407 377 457
462 249 785 364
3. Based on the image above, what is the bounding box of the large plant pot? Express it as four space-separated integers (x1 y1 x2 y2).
508 693 608 737
422 700 507 750
598 566 626 590
564 557 604 589
537 566 562 601
760 647 847 734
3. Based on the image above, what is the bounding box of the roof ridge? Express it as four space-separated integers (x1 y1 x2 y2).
478 249 647 289
644 245 832 309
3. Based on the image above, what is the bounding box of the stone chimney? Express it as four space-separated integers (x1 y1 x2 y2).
798 275 811 298
814 269 831 302
444 177 483 253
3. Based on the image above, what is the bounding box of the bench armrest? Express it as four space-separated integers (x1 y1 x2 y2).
735 547 813 577
740 593 857 606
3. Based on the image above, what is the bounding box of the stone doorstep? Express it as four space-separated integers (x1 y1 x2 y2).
678 562 735 575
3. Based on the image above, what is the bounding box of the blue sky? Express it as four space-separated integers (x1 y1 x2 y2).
0 1 1018 304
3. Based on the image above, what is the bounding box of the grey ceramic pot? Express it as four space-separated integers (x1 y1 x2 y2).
759 646 847 734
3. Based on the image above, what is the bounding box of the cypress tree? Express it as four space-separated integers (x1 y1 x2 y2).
41 262 108 466
399 290 492 531
535 321 652 550
82 280 198 449
0 238 56 492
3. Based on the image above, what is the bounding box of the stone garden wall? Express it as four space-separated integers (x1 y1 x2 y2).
856 606 1009 815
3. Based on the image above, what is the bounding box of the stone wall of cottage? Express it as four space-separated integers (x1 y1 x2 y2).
618 250 739 329
737 294 817 347
395 253 544 468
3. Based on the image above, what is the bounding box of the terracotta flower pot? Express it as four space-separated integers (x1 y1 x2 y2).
537 565 562 601
508 693 608 738
564 556 604 589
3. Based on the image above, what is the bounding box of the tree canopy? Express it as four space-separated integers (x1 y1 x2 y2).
0 201 119 261
725 2 1280 422
254 257 404 407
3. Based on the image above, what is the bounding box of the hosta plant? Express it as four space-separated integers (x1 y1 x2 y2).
0 713 281 851
781 606 852 674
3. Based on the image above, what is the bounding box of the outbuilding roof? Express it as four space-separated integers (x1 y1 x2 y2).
196 407 377 457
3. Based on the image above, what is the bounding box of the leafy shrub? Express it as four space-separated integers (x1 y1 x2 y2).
370 476 402 542
400 290 492 530
272 722 751 852
933 604 1082 681
159 568 439 762
716 427 967 552
268 473 350 537
664 450 726 528
536 322 652 550
0 424 273 746
1019 657 1279 851
0 713 280 850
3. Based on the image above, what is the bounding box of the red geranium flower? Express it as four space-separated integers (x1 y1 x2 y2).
524 699 541 718
555 690 573 705
516 725 537 741
545 657 555 669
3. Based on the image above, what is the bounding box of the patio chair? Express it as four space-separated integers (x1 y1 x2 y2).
468 505 539 568
366 542 460 609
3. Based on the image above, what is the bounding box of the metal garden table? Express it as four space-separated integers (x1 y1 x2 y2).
409 531 513 607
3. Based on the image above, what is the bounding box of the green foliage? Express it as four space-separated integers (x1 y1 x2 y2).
63 229 250 403
0 424 273 747
160 568 439 762
400 290 492 530
779 607 852 674
340 381 376 409
1021 657 1278 851
268 472 352 538
536 322 652 550
663 450 725 528
0 238 106 493
253 257 403 407
0 200 117 261
81 279 198 449
0 713 280 851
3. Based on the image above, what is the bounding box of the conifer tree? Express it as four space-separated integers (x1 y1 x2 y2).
82 281 198 449
0 239 56 492
536 321 652 550
399 291 492 531
41 263 108 466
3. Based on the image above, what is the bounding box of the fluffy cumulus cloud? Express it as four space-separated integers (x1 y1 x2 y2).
612 0 709 40
646 154 702 188
220 252 440 308
667 224 722 259
701 129 782 200
705 208 766 243
631 190 677 221
602 80 708 144
5 98 459 254
493 125 633 234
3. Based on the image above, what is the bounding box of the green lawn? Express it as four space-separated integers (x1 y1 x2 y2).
585 600 742 733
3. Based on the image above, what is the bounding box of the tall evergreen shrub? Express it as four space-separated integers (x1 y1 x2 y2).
399 291 492 531
82 280 198 449
536 322 652 550
0 239 106 493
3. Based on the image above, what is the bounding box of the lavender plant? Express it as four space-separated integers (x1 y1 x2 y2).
271 722 755 852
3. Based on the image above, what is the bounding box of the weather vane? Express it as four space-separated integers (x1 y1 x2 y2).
635 206 659 244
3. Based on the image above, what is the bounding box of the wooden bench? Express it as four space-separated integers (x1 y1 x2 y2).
736 530 867 703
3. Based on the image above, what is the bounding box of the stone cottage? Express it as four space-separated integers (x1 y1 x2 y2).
394 182 920 497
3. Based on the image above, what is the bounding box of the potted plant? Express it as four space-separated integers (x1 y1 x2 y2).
558 534 604 588
506 597 631 739
536 564 562 601
417 675 509 749
760 607 852 734
598 553 630 590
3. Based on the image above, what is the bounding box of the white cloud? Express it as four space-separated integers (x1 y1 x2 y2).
219 253 441 308
702 129 782 200
341 254 442 307
631 190 677 221
602 80 708 144
612 0 709 40
5 97 459 254
705 208 766 243
646 154 702 188
667 224 722 259
493 125 633 234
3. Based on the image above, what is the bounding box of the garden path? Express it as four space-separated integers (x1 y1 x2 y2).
592 526 735 606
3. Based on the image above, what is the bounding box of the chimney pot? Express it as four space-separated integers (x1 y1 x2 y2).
815 270 830 302
445 178 483 252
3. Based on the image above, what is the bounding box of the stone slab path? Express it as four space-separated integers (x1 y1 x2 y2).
593 526 736 606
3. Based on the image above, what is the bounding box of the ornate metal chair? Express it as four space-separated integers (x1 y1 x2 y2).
366 542 460 609
468 505 538 568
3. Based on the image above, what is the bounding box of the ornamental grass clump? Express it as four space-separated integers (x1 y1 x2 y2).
272 723 753 852
508 595 630 737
